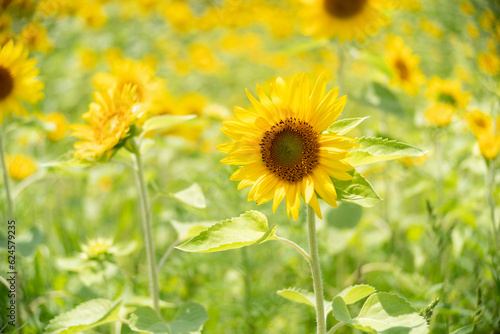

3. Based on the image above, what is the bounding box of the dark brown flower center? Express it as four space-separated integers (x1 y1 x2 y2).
0 66 14 101
260 118 319 183
395 59 409 80
323 0 367 19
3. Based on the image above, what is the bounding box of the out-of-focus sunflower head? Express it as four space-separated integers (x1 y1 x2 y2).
78 48 98 71
162 1 195 33
465 109 493 137
301 0 391 42
188 42 223 73
75 0 107 28
399 153 428 167
466 22 479 39
477 133 500 161
71 84 143 161
384 35 425 96
460 1 475 16
6 153 38 180
0 40 44 123
426 77 470 110
20 21 53 53
419 18 443 39
0 14 12 44
478 52 500 76
81 238 115 261
43 112 69 141
424 104 455 127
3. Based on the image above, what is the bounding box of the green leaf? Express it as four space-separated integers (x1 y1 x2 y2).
172 183 206 209
336 284 376 305
333 170 381 207
17 226 43 258
359 52 392 76
128 302 208 334
346 137 426 167
331 297 352 323
129 306 170 333
170 220 215 242
45 299 121 334
169 302 209 334
141 115 196 137
360 82 405 117
277 288 315 308
327 117 370 135
332 293 428 334
176 211 276 253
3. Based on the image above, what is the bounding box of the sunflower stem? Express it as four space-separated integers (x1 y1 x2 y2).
274 236 312 265
486 159 498 252
133 149 160 315
0 125 13 220
307 205 326 334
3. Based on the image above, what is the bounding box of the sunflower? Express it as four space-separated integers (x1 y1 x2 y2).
43 112 68 141
465 109 500 160
301 0 390 41
93 58 166 112
478 52 500 76
426 77 470 110
384 36 425 96
0 40 44 122
5 153 38 180
218 74 358 220
71 85 141 160
424 104 454 127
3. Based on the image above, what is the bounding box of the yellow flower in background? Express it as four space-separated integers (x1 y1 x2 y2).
0 13 12 44
480 10 494 32
478 52 500 76
20 21 53 53
76 0 107 29
162 1 195 33
424 104 455 127
82 238 114 260
71 85 142 160
426 77 470 110
78 48 98 70
218 74 358 220
459 2 475 15
188 42 222 73
93 58 166 110
384 36 425 96
465 109 500 160
399 153 428 167
420 18 443 38
466 22 479 39
0 40 44 122
43 112 69 141
6 153 38 180
301 0 390 41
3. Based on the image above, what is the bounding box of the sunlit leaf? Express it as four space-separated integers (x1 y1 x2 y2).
333 170 381 207
332 293 428 333
277 288 315 308
170 220 215 242
141 115 196 137
346 137 426 167
172 183 206 208
176 211 276 253
336 284 376 304
129 302 208 334
45 299 121 334
359 82 405 117
327 117 370 135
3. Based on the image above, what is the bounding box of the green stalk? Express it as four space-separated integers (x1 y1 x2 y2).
486 159 498 252
0 125 13 220
307 205 326 334
133 150 160 314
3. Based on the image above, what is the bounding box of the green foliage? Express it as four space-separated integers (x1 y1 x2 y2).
336 284 376 304
327 117 370 135
333 170 381 207
346 137 426 167
332 293 428 333
176 211 277 253
171 183 206 209
128 302 208 334
359 82 406 117
45 299 121 334
140 115 196 138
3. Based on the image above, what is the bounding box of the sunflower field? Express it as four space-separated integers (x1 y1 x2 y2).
1 0 500 333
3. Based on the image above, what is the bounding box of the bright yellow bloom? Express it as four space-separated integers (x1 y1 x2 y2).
162 1 195 33
218 74 358 220
465 109 500 160
384 36 425 96
478 52 500 76
424 104 455 127
426 77 470 110
301 0 391 41
44 112 69 141
6 153 37 180
0 40 44 122
76 0 107 28
419 18 443 38
71 85 142 160
480 10 494 32
20 22 53 53
188 42 223 73
93 58 166 111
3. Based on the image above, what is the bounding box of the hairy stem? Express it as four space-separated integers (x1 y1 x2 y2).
133 151 160 314
274 236 312 265
327 322 345 334
307 205 326 334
